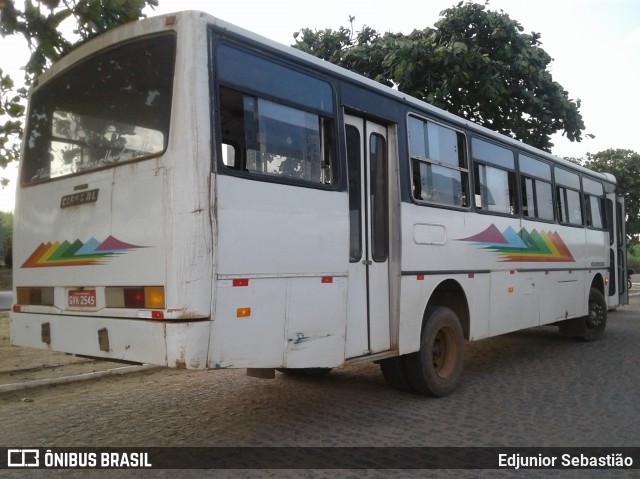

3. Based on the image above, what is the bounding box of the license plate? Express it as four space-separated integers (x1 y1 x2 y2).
68 289 97 308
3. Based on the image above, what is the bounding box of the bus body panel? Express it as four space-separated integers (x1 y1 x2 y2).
10 313 210 369
214 176 348 276
209 174 349 368
11 13 214 361
397 200 610 353
14 158 167 289
210 276 347 368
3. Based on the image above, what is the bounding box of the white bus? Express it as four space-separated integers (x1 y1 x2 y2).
11 11 628 396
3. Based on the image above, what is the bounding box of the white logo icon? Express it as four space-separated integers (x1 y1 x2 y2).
7 449 40 467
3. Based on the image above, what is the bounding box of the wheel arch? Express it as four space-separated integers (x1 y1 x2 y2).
425 279 470 340
590 272 606 297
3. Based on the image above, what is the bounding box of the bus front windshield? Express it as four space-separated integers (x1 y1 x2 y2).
22 33 176 184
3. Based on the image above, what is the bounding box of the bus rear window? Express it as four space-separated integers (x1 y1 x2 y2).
22 33 176 184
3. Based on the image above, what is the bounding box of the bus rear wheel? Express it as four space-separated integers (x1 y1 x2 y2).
404 307 464 397
582 288 607 342
379 355 414 392
558 288 607 341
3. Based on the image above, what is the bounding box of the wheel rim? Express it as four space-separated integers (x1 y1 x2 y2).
586 299 605 330
432 326 458 379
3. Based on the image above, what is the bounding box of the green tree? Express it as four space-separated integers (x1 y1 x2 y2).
582 149 640 244
0 67 24 182
294 1 584 151
0 0 157 179
0 210 12 267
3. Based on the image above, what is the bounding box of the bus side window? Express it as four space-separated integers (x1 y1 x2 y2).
557 186 583 226
583 177 605 229
218 86 335 186
521 176 554 221
519 154 554 221
585 195 604 229
471 138 517 215
555 168 583 226
408 115 468 207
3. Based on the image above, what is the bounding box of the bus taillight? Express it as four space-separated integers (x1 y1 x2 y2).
124 287 165 309
124 288 145 308
107 286 165 310
144 287 165 309
16 287 54 306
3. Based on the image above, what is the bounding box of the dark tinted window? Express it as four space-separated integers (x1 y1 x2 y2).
23 34 176 183
346 126 362 262
217 44 333 114
370 133 388 262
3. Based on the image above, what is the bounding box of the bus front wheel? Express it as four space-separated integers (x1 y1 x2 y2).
405 307 465 397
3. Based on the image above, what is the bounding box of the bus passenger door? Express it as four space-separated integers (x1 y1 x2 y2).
606 193 628 307
344 115 391 357
616 195 628 305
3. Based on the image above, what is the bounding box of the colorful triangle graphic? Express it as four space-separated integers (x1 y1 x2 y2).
21 236 146 268
459 224 575 262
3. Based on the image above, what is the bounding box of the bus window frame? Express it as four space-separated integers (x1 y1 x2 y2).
518 153 555 224
583 177 606 231
211 37 340 191
407 113 470 211
555 167 584 228
470 137 519 217
20 32 177 187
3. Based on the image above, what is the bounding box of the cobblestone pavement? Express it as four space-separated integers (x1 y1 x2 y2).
1 297 639 479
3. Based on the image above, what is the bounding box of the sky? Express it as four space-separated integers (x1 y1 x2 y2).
1 0 639 211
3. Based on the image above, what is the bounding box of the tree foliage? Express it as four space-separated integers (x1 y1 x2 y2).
0 210 13 266
0 0 157 175
1 0 158 79
0 67 24 178
582 149 640 244
293 1 584 151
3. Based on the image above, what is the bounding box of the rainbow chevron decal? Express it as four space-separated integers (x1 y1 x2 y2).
458 224 575 263
21 236 146 268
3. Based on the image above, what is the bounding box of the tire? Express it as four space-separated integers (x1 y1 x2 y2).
379 356 414 392
581 288 607 342
404 307 465 397
276 368 332 377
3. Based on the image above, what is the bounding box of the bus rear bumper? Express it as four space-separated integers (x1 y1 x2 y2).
10 312 211 370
